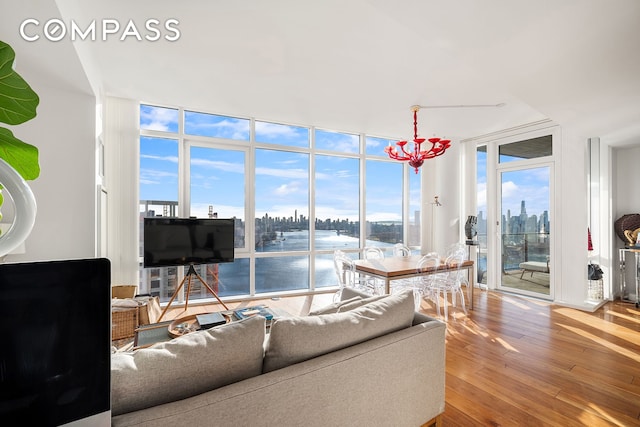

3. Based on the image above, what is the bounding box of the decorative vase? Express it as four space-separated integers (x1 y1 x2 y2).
0 157 37 257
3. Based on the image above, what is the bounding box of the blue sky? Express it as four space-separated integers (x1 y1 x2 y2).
139 105 408 223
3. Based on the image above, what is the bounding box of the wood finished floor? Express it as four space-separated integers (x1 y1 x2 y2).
163 289 640 426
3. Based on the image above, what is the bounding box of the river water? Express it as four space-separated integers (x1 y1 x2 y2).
211 229 397 296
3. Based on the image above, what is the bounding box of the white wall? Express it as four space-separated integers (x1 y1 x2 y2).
3 68 97 262
613 145 640 215
554 128 590 308
104 97 140 285
421 141 462 256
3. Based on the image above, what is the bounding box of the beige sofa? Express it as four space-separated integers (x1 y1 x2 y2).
111 289 446 427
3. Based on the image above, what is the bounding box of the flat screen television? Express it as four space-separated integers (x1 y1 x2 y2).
143 218 235 268
0 258 111 426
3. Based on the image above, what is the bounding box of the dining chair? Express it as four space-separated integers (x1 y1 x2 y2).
392 243 411 257
416 251 467 321
436 251 468 320
414 252 443 315
445 243 471 301
363 246 385 260
333 250 380 300
362 246 386 291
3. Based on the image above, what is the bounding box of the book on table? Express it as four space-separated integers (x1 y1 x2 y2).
196 312 227 329
234 305 275 321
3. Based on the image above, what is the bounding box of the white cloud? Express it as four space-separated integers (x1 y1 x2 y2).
501 180 518 198
140 154 179 163
477 182 487 211
366 212 402 222
274 183 300 196
140 168 177 185
140 106 177 131
255 166 308 179
191 158 244 173
187 117 249 139
255 121 301 139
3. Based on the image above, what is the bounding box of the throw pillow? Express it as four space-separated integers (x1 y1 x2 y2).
263 289 415 373
111 315 265 416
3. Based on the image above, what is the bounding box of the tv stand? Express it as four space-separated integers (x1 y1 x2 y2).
157 264 229 322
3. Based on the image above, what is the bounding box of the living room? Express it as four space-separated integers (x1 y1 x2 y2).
0 1 639 426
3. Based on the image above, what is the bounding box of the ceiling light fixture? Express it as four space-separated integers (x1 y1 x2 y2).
384 105 451 174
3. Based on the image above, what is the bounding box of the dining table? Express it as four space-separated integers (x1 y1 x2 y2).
352 255 476 309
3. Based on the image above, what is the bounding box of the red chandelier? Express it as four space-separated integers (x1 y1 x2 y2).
384 105 451 173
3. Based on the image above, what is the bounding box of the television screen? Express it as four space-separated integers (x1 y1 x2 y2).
0 258 111 426
143 218 235 268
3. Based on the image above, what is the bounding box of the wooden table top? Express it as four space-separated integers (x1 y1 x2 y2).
353 255 473 278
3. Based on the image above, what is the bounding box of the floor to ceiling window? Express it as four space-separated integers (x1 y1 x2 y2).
139 104 421 302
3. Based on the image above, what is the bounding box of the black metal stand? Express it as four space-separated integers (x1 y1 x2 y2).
157 264 229 322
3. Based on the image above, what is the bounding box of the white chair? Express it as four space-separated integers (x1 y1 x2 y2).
362 246 386 291
446 243 471 301
389 244 416 299
393 243 411 257
416 251 467 321
333 250 380 300
414 252 443 314
363 246 385 260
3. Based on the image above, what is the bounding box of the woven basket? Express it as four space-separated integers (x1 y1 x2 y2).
112 285 138 299
112 306 139 340
614 214 640 244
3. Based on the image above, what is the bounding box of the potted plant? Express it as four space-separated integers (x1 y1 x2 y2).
0 40 40 255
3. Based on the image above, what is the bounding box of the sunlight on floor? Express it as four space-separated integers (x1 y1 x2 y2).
500 294 533 310
495 336 519 352
555 307 640 346
605 309 640 325
557 323 640 364
585 402 626 426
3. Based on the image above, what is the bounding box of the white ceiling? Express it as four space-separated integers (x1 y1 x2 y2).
3 0 640 145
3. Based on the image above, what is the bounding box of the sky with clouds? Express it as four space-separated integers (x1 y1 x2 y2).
139 105 410 224
476 151 550 224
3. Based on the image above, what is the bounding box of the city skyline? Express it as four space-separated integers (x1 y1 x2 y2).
476 150 550 223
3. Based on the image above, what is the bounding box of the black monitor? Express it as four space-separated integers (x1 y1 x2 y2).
143 218 235 268
0 258 111 426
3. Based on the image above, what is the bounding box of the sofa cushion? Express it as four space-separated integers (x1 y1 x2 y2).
308 294 387 315
308 295 362 315
336 294 387 312
263 289 415 373
111 315 265 416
